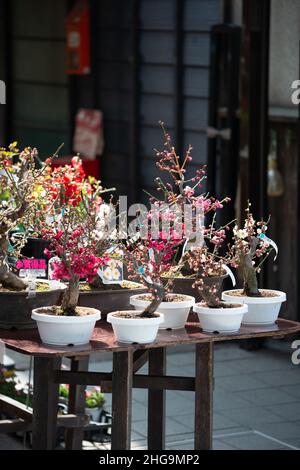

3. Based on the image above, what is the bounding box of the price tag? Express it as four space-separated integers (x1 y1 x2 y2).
98 259 124 284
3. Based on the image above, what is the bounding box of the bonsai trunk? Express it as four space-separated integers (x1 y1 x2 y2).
61 275 80 315
200 283 222 308
141 281 165 318
0 234 27 290
240 252 261 297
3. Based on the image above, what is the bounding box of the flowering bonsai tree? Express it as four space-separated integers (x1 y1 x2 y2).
151 122 230 273
0 143 49 291
39 157 113 315
124 226 184 316
229 204 276 297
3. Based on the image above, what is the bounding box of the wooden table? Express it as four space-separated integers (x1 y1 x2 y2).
0 317 299 450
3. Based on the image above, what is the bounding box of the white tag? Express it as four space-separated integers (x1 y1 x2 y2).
259 233 278 260
19 269 46 278
98 259 123 285
223 264 236 287
0 341 5 364
26 278 37 299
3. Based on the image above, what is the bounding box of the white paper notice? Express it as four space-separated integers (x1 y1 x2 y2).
0 341 5 364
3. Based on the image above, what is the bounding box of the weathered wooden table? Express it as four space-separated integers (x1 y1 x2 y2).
0 317 299 450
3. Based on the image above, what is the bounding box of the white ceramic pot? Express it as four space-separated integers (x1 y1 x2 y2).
107 310 164 344
31 306 101 346
129 294 195 329
193 302 247 333
222 289 286 325
85 407 100 422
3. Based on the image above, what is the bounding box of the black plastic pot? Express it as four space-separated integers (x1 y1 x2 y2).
162 274 228 302
0 282 65 330
78 285 147 318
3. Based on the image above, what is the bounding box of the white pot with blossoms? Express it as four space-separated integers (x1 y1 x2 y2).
222 204 286 325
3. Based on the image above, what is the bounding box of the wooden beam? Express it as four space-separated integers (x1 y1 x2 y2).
194 343 214 450
111 351 133 450
53 370 195 391
148 347 166 450
0 394 32 421
133 350 149 373
0 414 90 434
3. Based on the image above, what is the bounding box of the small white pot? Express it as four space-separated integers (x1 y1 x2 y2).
31 306 101 346
222 289 286 325
107 310 164 344
193 302 247 333
85 407 100 422
129 294 195 329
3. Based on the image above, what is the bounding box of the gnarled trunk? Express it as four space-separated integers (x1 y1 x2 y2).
61 275 80 315
199 282 222 308
141 280 164 317
240 239 261 297
0 234 27 290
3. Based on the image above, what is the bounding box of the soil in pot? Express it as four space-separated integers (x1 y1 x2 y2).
110 311 160 319
134 293 187 303
33 305 96 317
224 289 279 298
0 279 66 330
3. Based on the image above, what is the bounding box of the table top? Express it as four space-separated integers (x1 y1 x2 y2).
0 317 299 358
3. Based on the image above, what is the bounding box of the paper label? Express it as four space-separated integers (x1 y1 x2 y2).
98 259 123 284
259 233 278 260
0 341 5 364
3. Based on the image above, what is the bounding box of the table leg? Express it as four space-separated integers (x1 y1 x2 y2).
111 350 133 450
65 356 89 450
194 342 214 450
32 356 62 450
148 347 166 450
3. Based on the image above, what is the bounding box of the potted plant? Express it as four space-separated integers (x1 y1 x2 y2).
188 211 247 333
147 122 229 302
59 384 105 423
127 225 195 331
84 387 105 422
0 143 66 329
222 204 286 325
31 157 111 346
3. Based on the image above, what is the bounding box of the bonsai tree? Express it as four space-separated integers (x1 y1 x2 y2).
151 122 230 272
124 225 184 316
0 143 50 291
39 157 114 315
230 204 276 297
186 220 232 308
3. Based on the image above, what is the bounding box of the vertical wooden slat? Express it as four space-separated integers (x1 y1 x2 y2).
32 356 62 450
194 342 214 450
111 350 133 450
147 347 166 450
65 356 89 450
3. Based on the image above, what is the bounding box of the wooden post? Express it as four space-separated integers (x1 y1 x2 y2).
32 357 62 450
65 356 89 450
194 342 214 450
147 347 166 450
111 350 133 450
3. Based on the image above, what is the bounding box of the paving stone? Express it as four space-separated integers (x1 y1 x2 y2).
215 374 269 392
266 403 300 422
280 384 300 399
214 390 251 411
213 439 236 450
252 368 300 387
253 421 300 440
234 387 298 406
220 431 288 450
220 406 284 427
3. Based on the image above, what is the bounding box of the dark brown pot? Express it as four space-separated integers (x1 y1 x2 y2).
162 274 228 302
0 283 65 330
78 285 147 318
